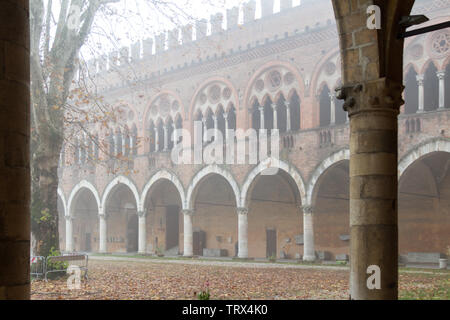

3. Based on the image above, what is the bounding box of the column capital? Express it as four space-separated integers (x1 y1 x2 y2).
302 205 313 215
223 112 229 120
329 92 336 99
336 78 404 117
237 207 249 215
137 211 146 218
182 209 194 216
437 71 446 80
416 74 425 84
258 106 264 113
99 213 108 219
65 215 74 221
284 101 291 109
271 103 278 111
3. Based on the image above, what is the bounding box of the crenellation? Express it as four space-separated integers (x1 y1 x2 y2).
181 25 193 44
195 19 208 40
261 0 275 18
227 6 239 29
210 13 224 34
131 41 141 62
142 38 154 58
120 47 129 66
280 0 292 11
168 29 179 49
243 0 257 24
155 33 166 54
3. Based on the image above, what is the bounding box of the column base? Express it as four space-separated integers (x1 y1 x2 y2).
303 255 316 262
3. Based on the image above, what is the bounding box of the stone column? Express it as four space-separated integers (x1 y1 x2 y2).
183 210 194 257
417 74 425 113
172 123 177 145
65 216 74 252
237 208 249 259
302 206 315 262
437 71 446 110
113 133 119 156
259 107 265 130
163 125 169 151
99 214 108 253
213 115 219 140
337 79 402 300
329 93 336 125
202 118 208 143
271 104 278 130
224 112 229 142
138 211 146 254
154 127 159 152
285 101 291 131
0 0 30 299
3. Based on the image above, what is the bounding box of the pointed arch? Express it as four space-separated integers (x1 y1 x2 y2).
101 176 141 213
186 165 240 210
67 180 101 217
140 170 186 210
58 188 68 217
398 139 450 178
306 149 350 205
241 158 307 208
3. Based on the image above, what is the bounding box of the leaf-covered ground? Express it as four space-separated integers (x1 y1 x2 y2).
31 259 449 300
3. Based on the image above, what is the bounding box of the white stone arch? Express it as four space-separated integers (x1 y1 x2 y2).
140 170 186 210
57 187 67 217
398 139 450 179
306 149 350 205
186 165 240 210
67 180 101 218
241 157 307 208
101 175 141 214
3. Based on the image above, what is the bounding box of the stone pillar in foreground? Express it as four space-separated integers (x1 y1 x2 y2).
237 208 249 259
0 0 30 300
138 211 147 254
65 216 74 252
99 214 108 253
302 205 315 262
285 101 291 132
183 209 194 256
338 78 402 300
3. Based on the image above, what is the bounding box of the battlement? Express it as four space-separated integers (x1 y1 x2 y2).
81 0 335 91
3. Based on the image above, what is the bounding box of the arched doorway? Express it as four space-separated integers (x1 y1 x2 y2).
246 170 303 259
399 151 450 254
312 160 350 260
104 184 139 253
190 173 238 257
143 179 183 255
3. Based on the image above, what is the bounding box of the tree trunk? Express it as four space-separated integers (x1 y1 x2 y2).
31 132 62 257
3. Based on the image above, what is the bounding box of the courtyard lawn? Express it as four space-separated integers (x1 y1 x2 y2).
31 259 449 300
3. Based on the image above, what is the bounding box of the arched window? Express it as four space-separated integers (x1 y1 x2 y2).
404 67 419 114
108 131 115 158
424 62 439 112
276 95 287 134
319 85 331 127
131 124 138 156
166 117 174 150
157 119 164 152
227 104 236 131
290 91 301 131
251 99 261 131
148 121 155 153
263 97 274 130
175 114 183 143
216 105 226 140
